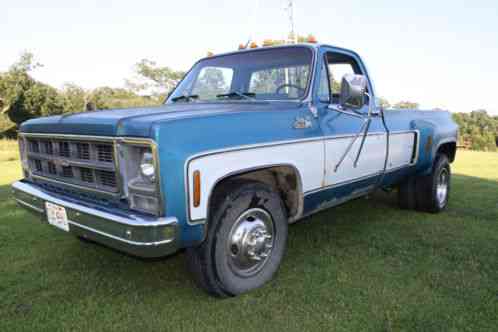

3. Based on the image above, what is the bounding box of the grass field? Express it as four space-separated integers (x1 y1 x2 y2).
0 150 497 331
0 139 19 162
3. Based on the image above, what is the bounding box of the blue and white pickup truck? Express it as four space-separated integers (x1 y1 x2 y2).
12 43 458 297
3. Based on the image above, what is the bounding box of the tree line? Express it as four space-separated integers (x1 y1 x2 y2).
1 52 497 151
378 98 497 151
0 52 184 136
453 111 498 151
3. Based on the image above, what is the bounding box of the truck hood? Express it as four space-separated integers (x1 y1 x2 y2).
20 102 286 137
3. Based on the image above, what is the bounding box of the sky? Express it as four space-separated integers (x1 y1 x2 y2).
1 0 497 115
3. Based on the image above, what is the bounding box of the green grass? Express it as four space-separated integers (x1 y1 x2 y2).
0 151 497 331
0 139 20 162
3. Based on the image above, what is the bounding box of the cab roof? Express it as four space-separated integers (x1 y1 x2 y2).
198 43 360 62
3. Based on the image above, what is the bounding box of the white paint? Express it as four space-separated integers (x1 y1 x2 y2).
324 134 387 186
187 141 324 221
387 132 416 170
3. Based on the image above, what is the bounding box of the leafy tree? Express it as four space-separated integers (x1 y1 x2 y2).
9 52 43 73
61 83 86 114
0 113 16 137
0 52 65 125
88 87 153 110
126 59 185 100
453 110 497 151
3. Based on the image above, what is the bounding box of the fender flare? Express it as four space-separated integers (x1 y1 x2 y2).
185 161 305 226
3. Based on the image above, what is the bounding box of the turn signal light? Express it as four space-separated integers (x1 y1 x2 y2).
307 35 317 43
193 170 201 207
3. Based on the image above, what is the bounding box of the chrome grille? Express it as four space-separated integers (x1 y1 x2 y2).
47 161 57 175
42 141 53 155
34 159 42 172
61 166 73 178
25 137 119 194
97 170 117 188
97 144 113 162
80 167 94 183
30 140 40 153
59 142 70 157
77 143 90 160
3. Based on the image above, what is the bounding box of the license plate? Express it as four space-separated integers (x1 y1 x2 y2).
46 202 69 232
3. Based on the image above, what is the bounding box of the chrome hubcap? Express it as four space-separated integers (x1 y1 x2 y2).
227 208 274 277
436 168 449 207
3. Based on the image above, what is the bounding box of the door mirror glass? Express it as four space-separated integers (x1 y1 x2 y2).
339 74 368 109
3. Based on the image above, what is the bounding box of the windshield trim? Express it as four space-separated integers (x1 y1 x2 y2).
165 45 317 104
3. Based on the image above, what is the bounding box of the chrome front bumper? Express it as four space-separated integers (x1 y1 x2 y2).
11 181 179 258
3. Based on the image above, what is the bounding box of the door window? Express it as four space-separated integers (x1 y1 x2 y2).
317 61 330 103
324 52 364 104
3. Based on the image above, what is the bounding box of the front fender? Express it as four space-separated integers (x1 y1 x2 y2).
185 139 323 224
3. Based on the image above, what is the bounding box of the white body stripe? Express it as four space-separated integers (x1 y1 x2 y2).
187 141 324 222
186 131 417 223
387 132 417 170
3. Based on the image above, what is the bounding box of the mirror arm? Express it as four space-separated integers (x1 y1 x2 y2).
328 104 364 119
332 88 377 172
353 117 371 167
334 117 369 172
352 92 375 167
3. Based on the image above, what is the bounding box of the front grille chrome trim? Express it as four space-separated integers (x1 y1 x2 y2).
25 137 118 194
19 133 164 216
21 133 121 198
31 174 122 197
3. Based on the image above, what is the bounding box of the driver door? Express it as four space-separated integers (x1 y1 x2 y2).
319 50 387 197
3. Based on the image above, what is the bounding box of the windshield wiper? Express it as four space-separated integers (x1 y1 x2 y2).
171 94 199 103
216 91 256 100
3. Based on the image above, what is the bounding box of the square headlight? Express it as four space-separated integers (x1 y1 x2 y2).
118 140 162 215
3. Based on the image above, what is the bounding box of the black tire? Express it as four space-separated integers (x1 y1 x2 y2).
186 181 288 297
398 177 417 210
415 154 451 213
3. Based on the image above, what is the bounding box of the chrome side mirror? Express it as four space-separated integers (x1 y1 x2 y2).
339 74 368 109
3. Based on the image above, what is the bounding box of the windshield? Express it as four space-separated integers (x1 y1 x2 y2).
167 47 313 103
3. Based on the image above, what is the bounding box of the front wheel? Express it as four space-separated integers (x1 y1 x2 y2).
186 181 288 297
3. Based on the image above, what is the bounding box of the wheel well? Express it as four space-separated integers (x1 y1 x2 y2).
208 166 303 223
437 142 456 162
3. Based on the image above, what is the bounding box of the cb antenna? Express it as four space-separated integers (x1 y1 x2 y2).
245 0 261 48
285 0 296 44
